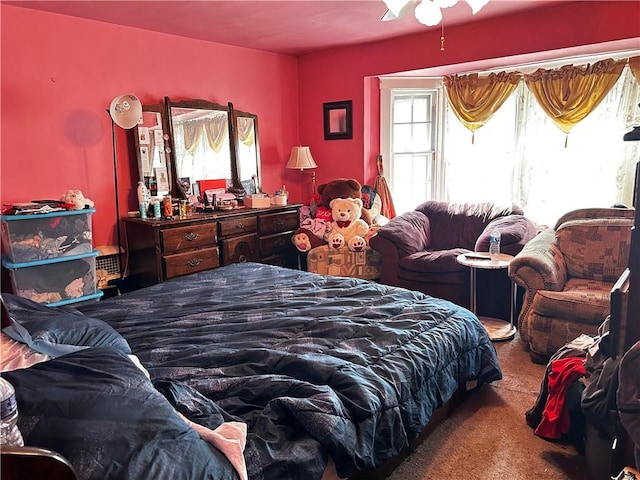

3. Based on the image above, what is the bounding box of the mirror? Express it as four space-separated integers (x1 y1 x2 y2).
230 103 261 195
134 103 171 197
165 97 233 199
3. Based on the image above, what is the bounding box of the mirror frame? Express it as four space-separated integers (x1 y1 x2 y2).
134 103 172 197
229 102 262 195
165 97 235 200
134 97 262 202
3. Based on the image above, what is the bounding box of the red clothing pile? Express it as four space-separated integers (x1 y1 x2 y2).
534 357 587 439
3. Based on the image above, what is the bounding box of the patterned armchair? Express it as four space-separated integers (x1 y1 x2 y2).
306 245 382 280
509 207 634 363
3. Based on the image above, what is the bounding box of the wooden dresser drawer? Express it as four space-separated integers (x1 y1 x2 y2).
160 224 217 253
221 233 258 265
259 231 293 258
163 247 220 279
218 215 257 238
259 211 299 235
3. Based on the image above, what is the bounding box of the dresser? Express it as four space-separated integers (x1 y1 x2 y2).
123 204 300 289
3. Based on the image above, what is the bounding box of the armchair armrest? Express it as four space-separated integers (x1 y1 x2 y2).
508 228 567 293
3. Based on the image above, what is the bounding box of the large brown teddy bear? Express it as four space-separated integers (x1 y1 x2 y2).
316 178 372 225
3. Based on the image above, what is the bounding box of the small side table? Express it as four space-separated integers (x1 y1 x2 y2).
456 252 517 341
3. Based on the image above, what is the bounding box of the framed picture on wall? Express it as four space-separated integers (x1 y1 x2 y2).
323 100 352 140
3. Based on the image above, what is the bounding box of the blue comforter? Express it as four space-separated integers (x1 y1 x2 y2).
76 262 502 480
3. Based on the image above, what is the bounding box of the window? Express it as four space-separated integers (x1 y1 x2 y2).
380 78 443 215
380 60 640 227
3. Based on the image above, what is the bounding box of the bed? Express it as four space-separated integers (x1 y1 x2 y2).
0 262 502 480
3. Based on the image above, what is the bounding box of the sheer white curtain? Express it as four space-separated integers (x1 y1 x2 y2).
443 66 639 227
173 122 232 183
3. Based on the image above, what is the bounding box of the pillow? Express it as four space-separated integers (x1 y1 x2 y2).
0 332 51 372
1 293 131 357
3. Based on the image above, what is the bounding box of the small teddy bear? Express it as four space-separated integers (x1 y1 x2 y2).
60 190 94 210
327 197 369 252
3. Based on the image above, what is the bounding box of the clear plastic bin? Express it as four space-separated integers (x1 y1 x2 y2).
1 209 95 263
2 251 100 306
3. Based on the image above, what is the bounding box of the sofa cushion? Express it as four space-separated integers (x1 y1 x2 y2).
475 214 538 255
416 201 519 250
556 218 632 281
530 278 612 324
399 248 469 274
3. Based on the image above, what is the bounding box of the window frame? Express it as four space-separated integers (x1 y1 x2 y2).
380 77 446 212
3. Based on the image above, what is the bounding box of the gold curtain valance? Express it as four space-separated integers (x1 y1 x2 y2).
523 58 626 135
443 71 521 138
182 119 203 156
182 114 228 155
203 114 229 153
237 117 255 147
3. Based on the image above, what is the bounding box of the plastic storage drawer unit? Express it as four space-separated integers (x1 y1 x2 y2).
2 250 102 307
1 208 95 263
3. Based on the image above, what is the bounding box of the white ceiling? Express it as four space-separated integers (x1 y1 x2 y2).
4 0 572 56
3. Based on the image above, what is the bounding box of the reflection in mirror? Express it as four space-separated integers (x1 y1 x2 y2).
233 107 261 195
165 98 232 199
135 103 170 197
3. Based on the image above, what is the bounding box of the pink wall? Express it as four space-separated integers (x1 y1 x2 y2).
297 1 640 187
0 5 299 247
2 2 639 250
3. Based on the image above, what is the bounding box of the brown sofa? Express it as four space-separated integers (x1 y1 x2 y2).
369 201 538 314
508 207 634 363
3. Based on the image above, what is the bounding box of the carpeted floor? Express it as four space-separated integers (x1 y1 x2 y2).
387 333 588 480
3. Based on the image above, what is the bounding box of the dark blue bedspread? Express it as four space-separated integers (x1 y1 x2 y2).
77 262 502 480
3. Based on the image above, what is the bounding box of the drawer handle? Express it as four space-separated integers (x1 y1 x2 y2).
235 222 245 229
187 258 203 267
276 219 285 226
184 232 200 241
238 254 247 263
274 238 286 247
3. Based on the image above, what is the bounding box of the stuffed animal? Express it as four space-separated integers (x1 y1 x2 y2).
316 178 372 225
61 190 94 210
291 227 326 253
327 197 369 252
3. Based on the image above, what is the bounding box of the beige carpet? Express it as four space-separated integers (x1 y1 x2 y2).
387 333 588 480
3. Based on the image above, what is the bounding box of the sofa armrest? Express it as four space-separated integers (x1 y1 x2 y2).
370 211 431 258
476 214 538 256
368 233 401 285
508 229 567 293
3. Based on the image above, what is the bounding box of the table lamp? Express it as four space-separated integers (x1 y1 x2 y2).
286 146 318 193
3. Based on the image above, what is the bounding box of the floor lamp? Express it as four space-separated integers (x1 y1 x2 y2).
107 94 142 289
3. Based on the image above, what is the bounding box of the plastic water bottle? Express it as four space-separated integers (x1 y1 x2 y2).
0 377 24 446
489 228 501 262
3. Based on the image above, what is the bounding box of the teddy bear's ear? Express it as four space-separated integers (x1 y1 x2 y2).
317 184 326 196
346 179 362 191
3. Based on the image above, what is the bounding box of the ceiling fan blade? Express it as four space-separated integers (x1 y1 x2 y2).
381 9 398 21
381 0 418 21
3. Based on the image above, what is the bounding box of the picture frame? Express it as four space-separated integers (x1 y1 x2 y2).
323 100 352 140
